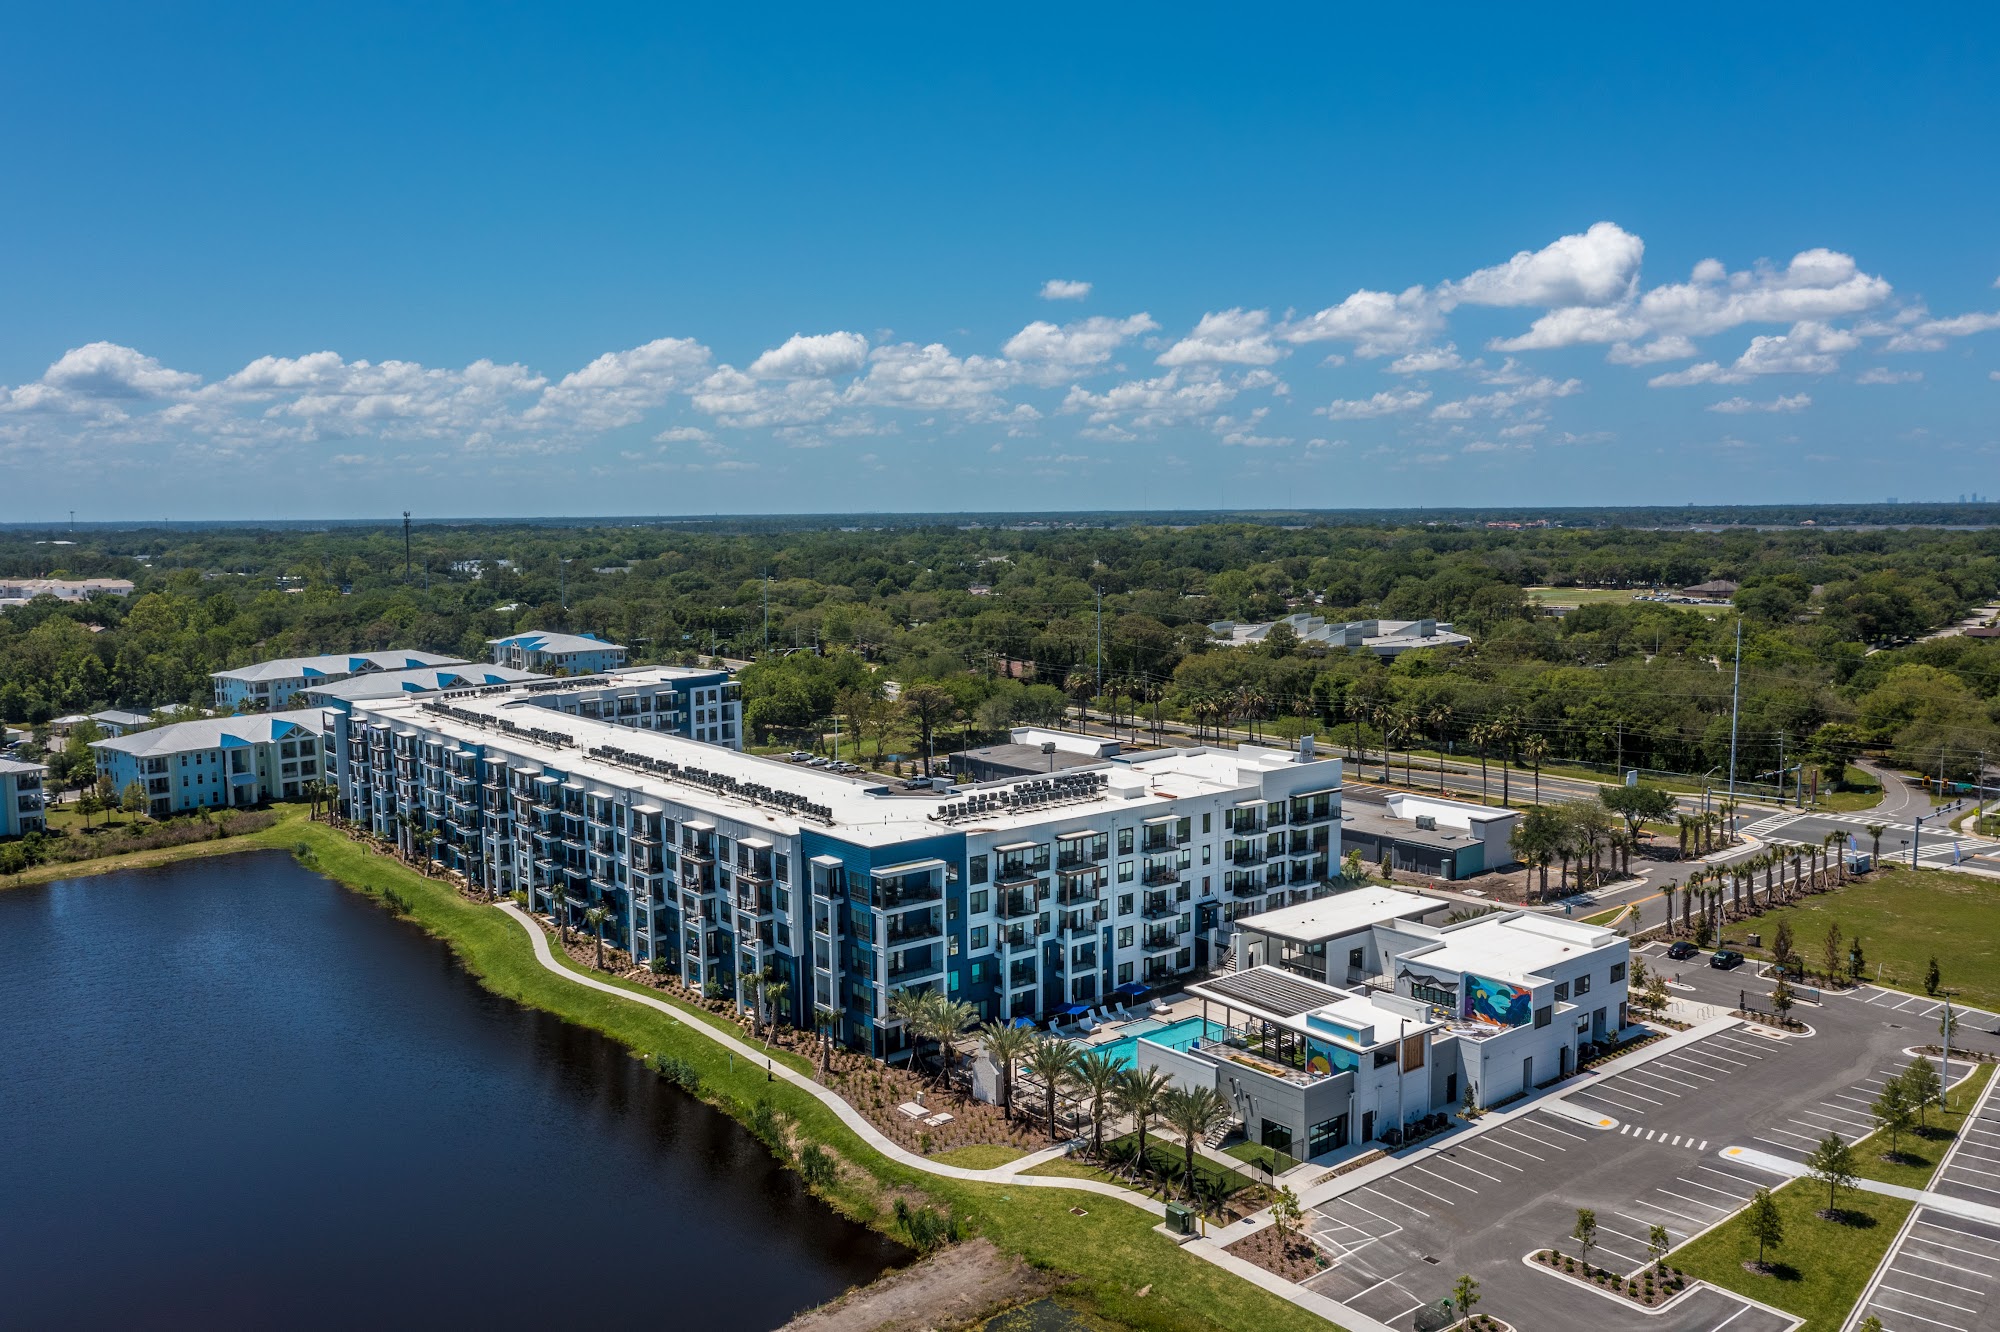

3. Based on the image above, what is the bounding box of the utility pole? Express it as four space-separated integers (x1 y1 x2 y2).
403 511 412 580
559 557 570 611
1726 617 1742 832
762 573 770 656
1094 586 1104 705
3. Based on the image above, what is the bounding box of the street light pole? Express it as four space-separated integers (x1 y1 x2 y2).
1725 618 1742 832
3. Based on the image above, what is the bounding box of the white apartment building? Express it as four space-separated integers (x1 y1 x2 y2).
336 687 1342 1056
1 757 48 837
212 650 465 710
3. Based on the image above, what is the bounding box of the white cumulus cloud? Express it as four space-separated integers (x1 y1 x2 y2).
1708 393 1811 413
1445 221 1644 308
1003 313 1159 370
1606 335 1699 366
1315 389 1431 420
1156 309 1284 367
1855 367 1922 385
747 331 870 378
1040 279 1092 301
1280 287 1441 358
1387 344 1464 374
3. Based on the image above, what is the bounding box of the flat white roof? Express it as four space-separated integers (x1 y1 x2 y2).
1235 887 1446 945
351 691 1337 847
1413 912 1620 985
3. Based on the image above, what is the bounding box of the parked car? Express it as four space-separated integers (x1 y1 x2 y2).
1665 940 1698 960
786 751 812 762
1710 949 1745 970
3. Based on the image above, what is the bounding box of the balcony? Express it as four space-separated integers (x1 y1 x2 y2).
995 862 1041 886
1055 879 1100 906
1140 833 1173 855
1142 958 1180 985
997 889 1038 919
1142 863 1181 887
878 879 943 911
1230 846 1265 866
1008 962 1037 989
1141 892 1177 921
1226 813 1263 836
884 912 943 946
1141 927 1179 953
1062 917 1099 941
886 946 943 981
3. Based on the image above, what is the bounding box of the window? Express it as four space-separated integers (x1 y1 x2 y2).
1609 962 1626 984
1575 973 1592 995
1411 982 1454 1007
1307 1115 1348 1157
1348 946 1365 969
1117 961 1133 985
1534 1005 1552 1029
1202 844 1212 865
1373 1048 1397 1068
1553 982 1569 1002
1117 827 1133 854
1117 893 1133 916
970 889 990 915
1117 926 1133 948
970 961 983 982
1201 811 1211 834
1117 860 1134 883
969 853 988 884
970 925 989 950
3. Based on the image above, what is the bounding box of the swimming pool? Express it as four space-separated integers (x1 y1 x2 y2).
1088 1016 1230 1069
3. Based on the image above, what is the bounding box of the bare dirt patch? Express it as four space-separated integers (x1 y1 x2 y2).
778 1238 1063 1332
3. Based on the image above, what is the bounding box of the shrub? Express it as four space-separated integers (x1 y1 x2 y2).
798 1143 838 1188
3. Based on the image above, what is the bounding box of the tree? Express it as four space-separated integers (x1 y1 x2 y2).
1072 1048 1124 1158
1451 1273 1480 1326
1772 919 1795 977
1859 1318 1884 1332
1805 1132 1857 1214
978 1020 1034 1122
582 903 610 970
1900 1056 1942 1130
1865 823 1887 865
814 1006 842 1075
1022 1036 1082 1142
120 780 147 820
901 684 960 775
1848 934 1866 982
1111 1066 1173 1173
1160 1084 1232 1202
1571 1207 1598 1274
1873 1079 1916 1158
1600 783 1677 842
1820 921 1844 987
1521 734 1549 804
1771 975 1795 1024
1745 1187 1785 1270
1063 668 1096 732
1647 1222 1672 1275
1271 1186 1304 1254
76 788 101 827
1925 955 1942 997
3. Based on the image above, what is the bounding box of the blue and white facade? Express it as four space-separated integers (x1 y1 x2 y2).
487 632 627 676
92 710 330 817
0 757 47 837
212 651 465 711
338 688 1342 1056
515 666 741 749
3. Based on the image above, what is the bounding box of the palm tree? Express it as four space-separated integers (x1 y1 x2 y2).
1427 703 1454 792
1160 1084 1233 1202
925 996 978 1086
1865 823 1887 865
1072 1048 1124 1158
978 1020 1034 1121
814 1006 842 1075
1469 722 1494 803
1111 1066 1173 1177
1825 831 1846 885
582 904 610 969
1343 692 1372 763
1521 734 1550 804
1490 713 1521 807
1022 1036 1083 1142
762 974 791 1036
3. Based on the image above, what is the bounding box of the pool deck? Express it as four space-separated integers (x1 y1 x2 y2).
1068 992 1205 1046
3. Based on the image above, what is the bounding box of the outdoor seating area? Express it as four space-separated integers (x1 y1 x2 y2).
1042 988 1184 1040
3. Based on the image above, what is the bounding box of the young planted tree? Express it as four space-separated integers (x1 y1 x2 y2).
1925 955 1942 997
1805 1132 1857 1215
1571 1207 1598 1275
1451 1273 1480 1326
1270 1185 1304 1254
814 1006 842 1075
1820 921 1845 987
76 788 101 827
1771 975 1795 1024
120 780 148 820
1647 1223 1672 1275
1865 824 1887 865
977 1020 1033 1121
1872 1079 1915 1158
1022 1036 1082 1142
1901 1056 1942 1130
1771 919 1795 977
1111 1066 1173 1173
1160 1084 1232 1202
1072 1048 1124 1158
1745 1187 1785 1272
582 903 610 970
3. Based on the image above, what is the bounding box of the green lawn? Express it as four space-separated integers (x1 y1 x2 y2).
1814 767 1886 813
1673 1179 1910 1332
1224 1141 1301 1175
1855 1061 1996 1190
931 1143 1026 1169
1722 867 2000 1011
252 825 1332 1332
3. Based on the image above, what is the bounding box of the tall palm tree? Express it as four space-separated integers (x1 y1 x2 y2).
1469 722 1494 804
1521 734 1550 805
1022 1036 1083 1142
582 903 610 970
1072 1048 1124 1158
1427 703 1454 792
1111 1066 1173 1176
924 996 978 1087
1343 693 1372 764
978 1020 1034 1122
1160 1084 1233 1202
815 1006 843 1075
1490 713 1521 807
1865 823 1887 865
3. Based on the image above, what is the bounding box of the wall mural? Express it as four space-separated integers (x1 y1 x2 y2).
1305 1039 1356 1077
1462 973 1534 1027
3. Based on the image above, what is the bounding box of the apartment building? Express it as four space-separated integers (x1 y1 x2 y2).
486 631 627 676
1156 906 1630 1157
212 650 465 711
91 710 329 817
1 757 48 837
336 688 1342 1055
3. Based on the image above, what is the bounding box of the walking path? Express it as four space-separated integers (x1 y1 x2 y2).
496 902 1397 1332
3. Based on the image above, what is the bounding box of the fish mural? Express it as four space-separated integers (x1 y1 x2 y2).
1462 973 1533 1027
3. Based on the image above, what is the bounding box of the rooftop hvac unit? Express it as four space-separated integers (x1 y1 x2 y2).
1414 815 1437 831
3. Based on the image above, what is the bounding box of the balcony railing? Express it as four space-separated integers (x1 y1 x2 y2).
1142 864 1181 886
884 914 943 946
997 889 1038 919
1141 893 1177 920
1142 928 1179 952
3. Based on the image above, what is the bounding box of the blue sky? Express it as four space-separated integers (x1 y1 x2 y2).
3 5 1998 519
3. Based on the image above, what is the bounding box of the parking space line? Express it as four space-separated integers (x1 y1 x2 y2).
1620 1069 1687 1094
1639 1198 1710 1225
1436 1155 1503 1183
1880 1285 1979 1313
1452 1147 1523 1172
1941 1162 2000 1181
1651 1059 1717 1082
1478 1134 1547 1161
1354 1186 1429 1217
1528 1117 1587 1142
1864 1288 1976 1320
1657 1187 1727 1211
1937 1177 2000 1197
1906 1236 2000 1262
1707 1307 1751 1332
1893 1268 1987 1289
1916 1217 2000 1243
1575 1088 1654 1113
1708 1037 1767 1058
1676 1175 1752 1200
1379 1174 1456 1205
1697 1164 1767 1188
1760 1126 1821 1144
1409 1164 1477 1193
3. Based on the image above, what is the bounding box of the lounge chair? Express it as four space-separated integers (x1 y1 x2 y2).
1112 1002 1135 1023
1077 1015 1097 1034
1149 998 1170 1015
1090 1007 1111 1026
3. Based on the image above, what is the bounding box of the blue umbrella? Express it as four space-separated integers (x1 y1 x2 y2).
1112 981 1148 997
1060 1003 1092 1017
1011 1016 1036 1028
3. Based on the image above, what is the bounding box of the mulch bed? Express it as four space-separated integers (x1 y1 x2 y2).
1226 1224 1326 1282
1531 1249 1687 1307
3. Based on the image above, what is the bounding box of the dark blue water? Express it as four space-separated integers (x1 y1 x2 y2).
0 850 907 1330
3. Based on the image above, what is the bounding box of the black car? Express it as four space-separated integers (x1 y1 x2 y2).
1665 940 1698 960
1710 949 1745 970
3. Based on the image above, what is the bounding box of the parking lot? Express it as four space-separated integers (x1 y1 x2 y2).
1930 1075 2000 1210
1857 1209 2000 1332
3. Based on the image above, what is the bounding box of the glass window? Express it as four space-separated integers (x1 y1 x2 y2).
1117 926 1133 948
1117 961 1133 985
1117 893 1133 915
1576 974 1592 995
1609 962 1626 983
1553 982 1569 1001
1118 860 1134 883
970 889 990 915
1202 844 1212 865
971 925 989 950
1201 811 1212 834
1534 1005 1552 1028
1307 1115 1347 1158
969 853 988 884
1117 827 1133 854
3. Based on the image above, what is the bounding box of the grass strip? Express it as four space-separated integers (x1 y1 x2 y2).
1671 1179 1911 1332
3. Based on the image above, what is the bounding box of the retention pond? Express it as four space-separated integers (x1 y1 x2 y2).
0 850 908 1329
